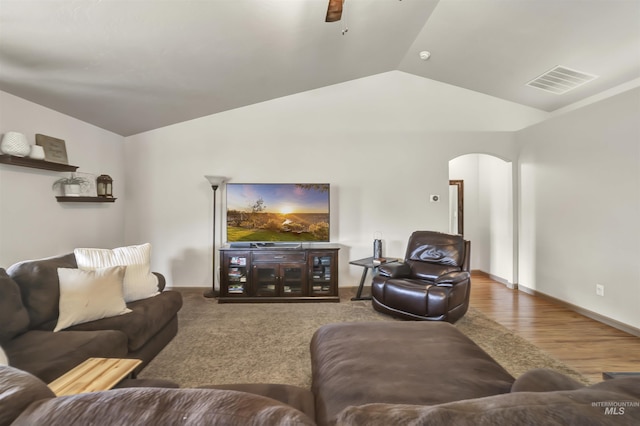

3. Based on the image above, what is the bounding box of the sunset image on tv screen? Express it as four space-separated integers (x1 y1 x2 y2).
226 183 330 242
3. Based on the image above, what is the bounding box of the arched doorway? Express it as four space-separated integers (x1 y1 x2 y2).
449 154 515 287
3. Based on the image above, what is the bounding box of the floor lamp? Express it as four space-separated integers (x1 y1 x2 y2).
204 175 227 298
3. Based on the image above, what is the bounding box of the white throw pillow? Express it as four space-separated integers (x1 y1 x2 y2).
0 346 8 365
55 266 131 332
74 243 159 303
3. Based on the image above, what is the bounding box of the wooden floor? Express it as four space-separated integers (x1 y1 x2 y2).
469 272 640 383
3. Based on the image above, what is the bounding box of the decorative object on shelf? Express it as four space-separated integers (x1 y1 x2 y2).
1 132 30 157
28 144 46 160
76 172 97 196
204 175 228 299
373 239 382 259
96 174 113 197
373 231 383 259
52 173 91 197
36 133 69 164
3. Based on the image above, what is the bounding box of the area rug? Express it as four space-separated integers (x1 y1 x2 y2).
138 289 591 388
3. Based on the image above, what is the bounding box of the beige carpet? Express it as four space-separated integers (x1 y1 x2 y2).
138 288 591 388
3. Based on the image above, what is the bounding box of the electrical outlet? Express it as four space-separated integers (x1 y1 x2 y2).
430 194 440 203
596 284 604 297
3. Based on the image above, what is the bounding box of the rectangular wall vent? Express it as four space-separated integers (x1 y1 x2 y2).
526 66 598 94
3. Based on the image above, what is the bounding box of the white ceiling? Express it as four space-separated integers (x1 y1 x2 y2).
1 0 639 136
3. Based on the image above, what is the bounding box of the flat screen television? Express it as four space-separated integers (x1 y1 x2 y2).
226 183 330 243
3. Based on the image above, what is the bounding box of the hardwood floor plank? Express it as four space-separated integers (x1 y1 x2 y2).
469 272 640 383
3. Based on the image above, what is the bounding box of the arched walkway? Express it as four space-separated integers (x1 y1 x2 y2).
449 154 515 286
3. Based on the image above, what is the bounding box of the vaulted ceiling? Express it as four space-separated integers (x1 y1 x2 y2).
1 0 639 136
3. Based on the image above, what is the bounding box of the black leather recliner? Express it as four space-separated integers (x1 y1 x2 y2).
371 231 471 323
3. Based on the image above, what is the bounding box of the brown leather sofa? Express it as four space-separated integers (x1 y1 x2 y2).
371 230 471 323
1 253 182 383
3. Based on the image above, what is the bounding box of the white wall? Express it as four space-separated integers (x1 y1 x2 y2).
450 154 514 284
479 155 513 283
517 88 640 329
0 91 126 266
124 71 542 289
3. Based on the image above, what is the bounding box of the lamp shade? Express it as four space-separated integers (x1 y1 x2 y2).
205 175 227 188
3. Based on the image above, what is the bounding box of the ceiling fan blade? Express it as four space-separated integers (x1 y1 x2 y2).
325 0 344 22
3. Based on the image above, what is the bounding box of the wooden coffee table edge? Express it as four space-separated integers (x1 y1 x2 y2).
48 357 142 396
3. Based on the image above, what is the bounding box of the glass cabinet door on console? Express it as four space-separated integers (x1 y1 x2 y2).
252 263 306 297
252 264 277 297
221 253 250 297
309 252 336 296
280 264 306 297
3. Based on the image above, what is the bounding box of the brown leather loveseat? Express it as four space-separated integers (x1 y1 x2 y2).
1 252 182 384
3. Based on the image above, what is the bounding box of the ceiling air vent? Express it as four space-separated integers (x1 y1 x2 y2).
526 66 598 94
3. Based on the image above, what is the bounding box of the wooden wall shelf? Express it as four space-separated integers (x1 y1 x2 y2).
56 197 116 203
0 154 78 172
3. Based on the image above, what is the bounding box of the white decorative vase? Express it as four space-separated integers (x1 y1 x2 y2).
1 132 30 157
29 145 46 160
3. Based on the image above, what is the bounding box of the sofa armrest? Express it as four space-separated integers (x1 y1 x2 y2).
199 383 315 420
153 272 166 292
0 366 56 426
12 387 316 426
510 369 585 392
434 271 470 287
378 262 412 278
